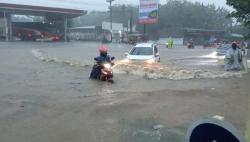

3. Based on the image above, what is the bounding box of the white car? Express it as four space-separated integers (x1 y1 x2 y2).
124 43 160 64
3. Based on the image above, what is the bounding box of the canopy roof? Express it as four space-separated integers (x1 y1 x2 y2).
0 1 87 17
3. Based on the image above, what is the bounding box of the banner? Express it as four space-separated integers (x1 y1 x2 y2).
139 0 159 24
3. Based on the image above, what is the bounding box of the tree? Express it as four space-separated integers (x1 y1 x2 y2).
154 0 232 37
72 0 240 38
226 0 250 35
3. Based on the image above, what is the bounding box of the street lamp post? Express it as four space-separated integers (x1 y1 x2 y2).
107 0 114 42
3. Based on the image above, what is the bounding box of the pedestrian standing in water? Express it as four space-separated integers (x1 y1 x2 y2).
170 38 174 48
247 40 250 59
224 42 245 71
167 37 174 49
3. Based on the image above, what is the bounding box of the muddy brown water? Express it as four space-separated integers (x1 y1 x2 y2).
0 41 249 142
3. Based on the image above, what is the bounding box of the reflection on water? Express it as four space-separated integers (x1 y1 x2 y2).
119 118 185 142
198 51 225 59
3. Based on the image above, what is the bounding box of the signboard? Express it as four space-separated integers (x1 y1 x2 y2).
102 22 123 32
139 0 159 24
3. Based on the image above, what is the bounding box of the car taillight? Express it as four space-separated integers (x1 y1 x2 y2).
28 33 32 37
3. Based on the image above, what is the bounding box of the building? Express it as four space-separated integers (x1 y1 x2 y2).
69 26 103 41
69 22 126 42
102 22 124 43
183 28 226 45
0 1 87 41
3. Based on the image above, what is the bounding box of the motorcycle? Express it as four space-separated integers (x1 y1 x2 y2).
187 42 195 49
100 62 114 83
166 43 169 48
90 57 115 83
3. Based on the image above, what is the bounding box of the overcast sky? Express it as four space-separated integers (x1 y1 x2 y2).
0 0 231 11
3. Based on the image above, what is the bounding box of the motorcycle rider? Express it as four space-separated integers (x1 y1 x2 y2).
90 45 114 80
247 40 250 59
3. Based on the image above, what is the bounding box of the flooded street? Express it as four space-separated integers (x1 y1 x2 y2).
0 41 249 142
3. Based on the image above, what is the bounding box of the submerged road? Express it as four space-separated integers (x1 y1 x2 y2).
0 41 249 142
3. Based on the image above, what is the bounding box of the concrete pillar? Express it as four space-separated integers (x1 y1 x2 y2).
4 12 12 42
8 15 12 41
4 11 8 42
64 16 68 41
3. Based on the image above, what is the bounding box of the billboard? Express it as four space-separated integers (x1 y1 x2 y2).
139 0 159 24
102 22 123 32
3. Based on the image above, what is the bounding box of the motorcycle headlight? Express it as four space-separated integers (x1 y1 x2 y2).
144 59 155 64
104 63 111 69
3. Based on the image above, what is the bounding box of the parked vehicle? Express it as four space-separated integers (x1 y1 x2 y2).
127 34 148 45
13 27 42 41
40 31 62 41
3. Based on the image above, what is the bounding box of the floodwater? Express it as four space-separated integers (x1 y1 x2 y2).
0 41 249 142
31 42 244 81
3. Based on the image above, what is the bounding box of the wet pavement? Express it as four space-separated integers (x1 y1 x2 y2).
0 41 249 142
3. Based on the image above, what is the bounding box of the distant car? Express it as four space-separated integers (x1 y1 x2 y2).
127 34 148 45
124 43 160 64
14 27 42 41
216 44 231 55
40 31 62 41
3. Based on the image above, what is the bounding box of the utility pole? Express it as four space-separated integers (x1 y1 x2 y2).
130 9 133 33
64 16 68 41
107 0 114 42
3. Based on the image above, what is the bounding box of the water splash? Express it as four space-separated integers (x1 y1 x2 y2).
113 61 245 80
32 49 91 67
32 49 246 80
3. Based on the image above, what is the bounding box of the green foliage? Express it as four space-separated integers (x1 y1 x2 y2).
72 11 109 27
72 5 138 28
155 0 233 37
72 0 243 37
226 0 250 36
111 5 138 27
